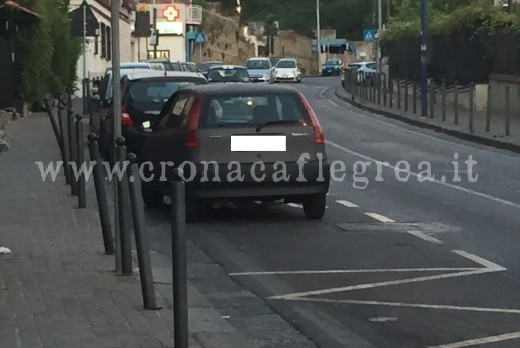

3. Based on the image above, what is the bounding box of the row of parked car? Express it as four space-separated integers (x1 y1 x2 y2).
89 57 330 222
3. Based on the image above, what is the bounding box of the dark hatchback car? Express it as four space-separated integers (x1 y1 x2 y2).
197 61 223 78
118 70 208 156
322 59 342 76
206 65 251 83
140 84 330 222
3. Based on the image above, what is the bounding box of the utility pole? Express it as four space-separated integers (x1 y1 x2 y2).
377 0 382 73
316 0 321 73
153 7 157 59
111 0 122 272
420 0 428 117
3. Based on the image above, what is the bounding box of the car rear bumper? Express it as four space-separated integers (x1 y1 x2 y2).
275 76 298 82
122 125 151 156
158 160 330 199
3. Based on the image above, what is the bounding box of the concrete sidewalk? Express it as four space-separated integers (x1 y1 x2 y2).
335 85 520 153
0 111 315 347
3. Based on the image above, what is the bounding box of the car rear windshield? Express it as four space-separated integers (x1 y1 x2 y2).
276 60 296 68
246 60 270 70
200 93 309 128
325 59 340 65
207 68 250 82
126 78 206 105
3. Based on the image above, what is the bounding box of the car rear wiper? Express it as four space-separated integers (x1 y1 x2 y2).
256 120 302 132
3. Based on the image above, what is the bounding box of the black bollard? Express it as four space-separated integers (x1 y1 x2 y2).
171 176 188 348
127 153 161 310
44 97 63 157
58 103 71 185
116 137 133 276
88 133 115 255
441 79 446 121
469 82 475 134
486 84 492 132
413 79 417 114
76 115 86 208
454 80 459 125
404 77 409 113
429 79 435 118
68 109 78 196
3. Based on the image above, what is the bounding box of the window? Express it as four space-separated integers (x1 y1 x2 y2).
276 60 296 69
367 63 376 69
106 25 111 60
100 23 106 58
159 93 194 129
207 68 250 82
201 93 307 128
246 60 270 70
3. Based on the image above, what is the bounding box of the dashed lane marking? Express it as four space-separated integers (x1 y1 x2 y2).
365 212 395 223
336 200 359 208
427 332 520 348
325 140 520 210
327 99 340 108
407 230 443 244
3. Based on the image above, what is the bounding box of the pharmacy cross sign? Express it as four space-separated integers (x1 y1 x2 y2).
162 5 179 22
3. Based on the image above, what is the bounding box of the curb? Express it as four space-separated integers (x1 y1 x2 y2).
334 88 520 154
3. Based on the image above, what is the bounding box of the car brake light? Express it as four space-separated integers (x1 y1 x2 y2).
297 92 324 144
185 95 203 148
121 105 133 126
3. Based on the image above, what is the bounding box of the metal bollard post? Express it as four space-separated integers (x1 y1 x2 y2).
413 79 417 114
382 74 387 107
127 153 161 310
377 73 382 105
171 177 189 348
68 110 78 196
404 77 409 113
44 97 64 156
429 79 435 118
505 86 511 136
389 77 394 108
441 79 446 121
469 82 475 133
486 84 492 132
87 134 115 255
76 115 86 208
116 137 133 275
58 103 71 185
397 77 401 110
454 80 459 125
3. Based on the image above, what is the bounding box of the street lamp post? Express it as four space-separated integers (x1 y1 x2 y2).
420 0 428 117
316 0 321 73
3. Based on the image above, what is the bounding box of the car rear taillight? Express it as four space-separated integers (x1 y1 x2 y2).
121 105 133 126
298 92 324 144
185 95 203 148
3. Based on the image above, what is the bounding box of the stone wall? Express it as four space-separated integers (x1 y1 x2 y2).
196 9 255 65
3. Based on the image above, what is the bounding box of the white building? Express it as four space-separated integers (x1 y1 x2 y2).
69 0 134 97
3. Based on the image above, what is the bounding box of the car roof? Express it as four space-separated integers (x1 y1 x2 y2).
123 70 206 80
209 65 246 70
247 57 270 61
276 58 297 62
178 83 298 95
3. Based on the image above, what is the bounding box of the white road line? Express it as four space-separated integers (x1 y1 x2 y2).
452 250 506 271
282 297 520 315
287 203 303 208
336 200 359 208
327 89 519 160
365 212 395 223
229 267 478 276
269 268 498 300
407 230 443 244
428 332 520 348
326 140 520 210
327 99 340 108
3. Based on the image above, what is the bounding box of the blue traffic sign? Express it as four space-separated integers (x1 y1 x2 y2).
195 32 206 44
363 29 376 42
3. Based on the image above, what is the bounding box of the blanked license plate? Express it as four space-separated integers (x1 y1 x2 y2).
231 135 286 152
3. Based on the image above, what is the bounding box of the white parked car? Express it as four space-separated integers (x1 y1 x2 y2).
341 61 377 86
273 58 303 83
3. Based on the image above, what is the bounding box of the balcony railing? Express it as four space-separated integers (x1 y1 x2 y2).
186 5 202 25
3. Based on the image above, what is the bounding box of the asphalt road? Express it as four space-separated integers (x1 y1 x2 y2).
147 76 520 348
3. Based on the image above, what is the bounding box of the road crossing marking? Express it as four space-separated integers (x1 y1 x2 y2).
427 331 520 347
407 230 443 244
336 200 359 208
230 267 479 276
365 212 395 223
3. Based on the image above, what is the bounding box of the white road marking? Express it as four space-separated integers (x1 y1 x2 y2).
407 230 443 244
282 297 520 315
452 250 506 271
326 140 520 210
287 203 303 208
369 317 398 322
229 267 478 276
365 212 395 223
336 200 359 208
326 89 519 160
268 251 505 300
327 99 340 108
427 332 520 348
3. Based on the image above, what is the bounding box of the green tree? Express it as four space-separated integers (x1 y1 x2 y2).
16 0 81 104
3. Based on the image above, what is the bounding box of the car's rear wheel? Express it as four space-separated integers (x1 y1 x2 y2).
142 184 164 208
303 193 326 220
